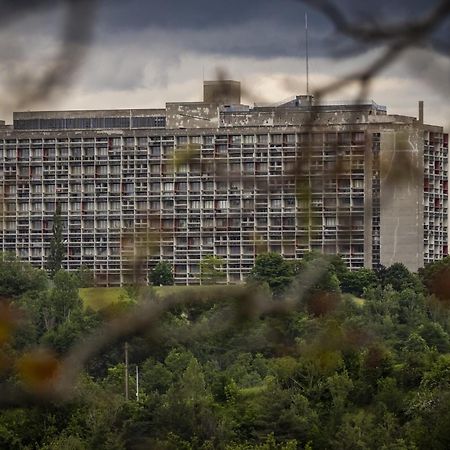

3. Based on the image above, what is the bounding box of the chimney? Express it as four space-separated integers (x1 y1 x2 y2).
418 100 424 125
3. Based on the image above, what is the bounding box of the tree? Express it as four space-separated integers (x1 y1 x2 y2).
75 265 95 288
149 261 174 286
340 268 378 297
200 255 226 285
248 253 294 295
293 253 342 294
0 252 48 297
41 270 83 332
377 263 421 292
46 203 65 278
419 256 450 304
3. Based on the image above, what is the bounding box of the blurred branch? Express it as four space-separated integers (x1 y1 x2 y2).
0 257 332 407
1 0 99 110
297 0 450 99
300 0 450 44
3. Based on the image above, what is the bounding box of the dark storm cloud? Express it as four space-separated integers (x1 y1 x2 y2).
0 0 447 60
95 0 449 58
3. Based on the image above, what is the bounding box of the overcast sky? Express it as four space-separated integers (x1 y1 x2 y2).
0 0 448 128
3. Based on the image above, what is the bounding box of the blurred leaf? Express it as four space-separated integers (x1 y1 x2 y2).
0 301 20 345
16 350 60 392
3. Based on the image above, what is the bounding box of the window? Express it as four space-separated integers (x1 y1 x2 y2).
230 135 241 145
45 202 55 212
150 182 160 193
123 183 134 194
150 164 160 174
189 182 200 192
271 134 282 145
32 202 42 212
83 247 95 256
32 167 43 177
97 165 108 175
325 217 336 227
353 179 364 189
257 134 268 144
163 182 174 193
84 165 95 175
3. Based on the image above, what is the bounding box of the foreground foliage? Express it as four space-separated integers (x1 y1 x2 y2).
1 254 450 449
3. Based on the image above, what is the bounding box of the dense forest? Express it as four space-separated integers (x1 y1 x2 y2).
1 252 450 449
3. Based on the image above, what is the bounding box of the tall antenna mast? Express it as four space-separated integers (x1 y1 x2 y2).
305 12 309 95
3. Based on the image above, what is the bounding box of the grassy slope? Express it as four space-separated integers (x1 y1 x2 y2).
80 287 365 311
79 287 125 310
79 285 214 310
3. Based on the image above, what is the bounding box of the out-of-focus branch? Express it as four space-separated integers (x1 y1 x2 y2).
299 0 450 45
314 40 407 98
296 0 450 101
1 0 99 111
0 256 332 407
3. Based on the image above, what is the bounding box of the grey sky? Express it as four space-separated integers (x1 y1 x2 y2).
0 0 448 128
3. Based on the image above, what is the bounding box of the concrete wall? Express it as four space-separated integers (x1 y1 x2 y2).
379 127 424 271
165 103 219 129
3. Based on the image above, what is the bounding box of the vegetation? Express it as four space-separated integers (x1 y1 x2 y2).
248 252 294 296
1 252 450 449
149 261 175 286
200 255 226 284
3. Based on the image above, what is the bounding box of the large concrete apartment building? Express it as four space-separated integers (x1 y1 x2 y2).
0 81 448 285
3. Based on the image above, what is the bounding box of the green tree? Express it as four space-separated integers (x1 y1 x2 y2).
378 263 421 292
46 203 66 278
75 265 95 288
149 261 174 286
248 253 294 295
0 252 48 297
41 270 83 331
200 255 226 285
340 268 378 297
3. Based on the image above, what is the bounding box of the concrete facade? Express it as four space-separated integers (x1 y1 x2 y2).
0 81 447 285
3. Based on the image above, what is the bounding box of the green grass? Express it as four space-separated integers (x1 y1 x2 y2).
79 287 126 311
81 287 367 311
153 285 216 298
79 285 215 310
344 293 365 306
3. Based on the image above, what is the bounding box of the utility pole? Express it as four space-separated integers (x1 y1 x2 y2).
135 365 139 402
124 342 129 401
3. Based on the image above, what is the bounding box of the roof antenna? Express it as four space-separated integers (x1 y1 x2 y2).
305 12 309 96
